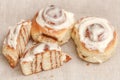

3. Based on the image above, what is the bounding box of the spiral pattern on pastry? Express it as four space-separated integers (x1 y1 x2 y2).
42 5 66 25
36 5 74 30
78 17 114 52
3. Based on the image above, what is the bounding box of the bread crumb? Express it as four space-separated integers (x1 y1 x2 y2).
50 75 54 78
86 63 90 66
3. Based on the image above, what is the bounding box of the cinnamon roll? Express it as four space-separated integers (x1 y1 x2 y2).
20 42 71 75
2 20 31 68
31 5 75 45
72 17 117 63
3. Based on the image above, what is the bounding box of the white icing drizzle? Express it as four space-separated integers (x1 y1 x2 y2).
43 5 66 25
7 23 22 49
24 40 37 53
77 17 114 52
21 55 35 62
4 20 31 49
21 42 61 61
32 42 61 54
36 5 75 30
88 24 104 41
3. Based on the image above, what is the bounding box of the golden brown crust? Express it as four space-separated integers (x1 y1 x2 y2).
5 54 17 68
72 20 117 54
20 44 72 75
80 31 117 54
31 13 73 45
72 18 117 63
2 44 19 68
2 20 31 68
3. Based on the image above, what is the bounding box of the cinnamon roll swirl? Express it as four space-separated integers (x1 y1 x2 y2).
2 20 31 68
72 17 117 63
31 5 75 45
20 42 71 75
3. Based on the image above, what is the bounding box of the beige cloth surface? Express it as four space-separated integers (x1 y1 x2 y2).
0 0 120 80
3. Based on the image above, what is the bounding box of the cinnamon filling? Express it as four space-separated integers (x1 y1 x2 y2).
85 24 105 42
82 55 87 59
42 5 66 25
41 33 58 41
44 44 49 51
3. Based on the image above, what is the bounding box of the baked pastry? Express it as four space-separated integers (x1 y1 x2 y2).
20 42 71 75
31 5 75 45
72 17 117 63
2 20 32 68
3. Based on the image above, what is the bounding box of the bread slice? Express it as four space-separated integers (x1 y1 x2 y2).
2 20 31 68
20 42 71 75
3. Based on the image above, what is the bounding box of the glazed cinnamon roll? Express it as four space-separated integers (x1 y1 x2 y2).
31 5 75 45
20 42 71 75
2 20 31 68
72 17 117 63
